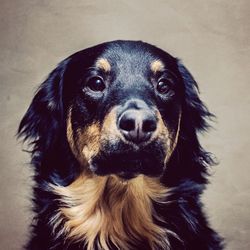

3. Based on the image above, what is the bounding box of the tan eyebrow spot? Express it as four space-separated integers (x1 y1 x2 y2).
151 60 164 73
96 58 111 72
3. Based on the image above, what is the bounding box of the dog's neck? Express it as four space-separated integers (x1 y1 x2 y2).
50 173 171 250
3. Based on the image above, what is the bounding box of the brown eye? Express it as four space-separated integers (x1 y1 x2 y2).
156 78 172 94
86 76 106 92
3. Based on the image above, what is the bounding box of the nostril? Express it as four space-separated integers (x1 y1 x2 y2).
142 118 157 133
119 117 135 132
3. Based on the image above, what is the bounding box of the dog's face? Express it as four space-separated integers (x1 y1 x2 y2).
18 41 217 249
65 41 183 179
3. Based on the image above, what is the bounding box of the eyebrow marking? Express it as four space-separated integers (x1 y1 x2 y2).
96 58 111 72
151 60 165 73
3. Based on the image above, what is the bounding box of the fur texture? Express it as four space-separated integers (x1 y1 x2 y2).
18 40 223 250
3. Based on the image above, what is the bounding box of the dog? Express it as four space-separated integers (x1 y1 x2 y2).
18 40 223 250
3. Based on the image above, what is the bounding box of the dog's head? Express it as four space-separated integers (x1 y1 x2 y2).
18 40 212 181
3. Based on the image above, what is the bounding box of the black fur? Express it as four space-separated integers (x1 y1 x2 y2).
18 40 223 249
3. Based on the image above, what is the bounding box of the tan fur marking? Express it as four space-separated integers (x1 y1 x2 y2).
79 123 101 162
66 108 81 159
153 109 182 166
67 108 101 167
50 175 171 250
96 58 111 72
164 110 182 165
151 60 165 74
101 107 121 142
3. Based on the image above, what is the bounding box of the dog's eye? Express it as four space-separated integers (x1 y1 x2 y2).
156 78 172 94
86 76 106 92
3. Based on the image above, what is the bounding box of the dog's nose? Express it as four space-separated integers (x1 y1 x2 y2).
118 109 157 143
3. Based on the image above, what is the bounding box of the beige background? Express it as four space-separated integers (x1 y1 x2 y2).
0 1 249 249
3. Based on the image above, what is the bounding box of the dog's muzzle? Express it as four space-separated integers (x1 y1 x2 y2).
88 99 170 179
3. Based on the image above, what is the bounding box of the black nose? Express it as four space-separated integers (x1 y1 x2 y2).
118 109 157 143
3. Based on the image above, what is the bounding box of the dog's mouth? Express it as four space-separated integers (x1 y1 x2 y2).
115 158 143 180
89 149 165 180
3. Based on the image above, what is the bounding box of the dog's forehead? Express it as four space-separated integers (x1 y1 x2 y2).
91 41 176 74
98 51 154 74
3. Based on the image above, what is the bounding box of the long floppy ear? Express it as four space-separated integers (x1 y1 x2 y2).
18 60 68 153
174 60 216 178
177 60 214 132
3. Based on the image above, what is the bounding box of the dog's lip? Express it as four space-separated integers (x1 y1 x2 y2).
90 148 165 178
111 157 143 179
89 156 144 178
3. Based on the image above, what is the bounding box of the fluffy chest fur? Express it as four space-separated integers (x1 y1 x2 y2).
50 174 172 250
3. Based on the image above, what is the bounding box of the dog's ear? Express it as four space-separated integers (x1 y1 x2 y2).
18 60 68 152
177 60 214 132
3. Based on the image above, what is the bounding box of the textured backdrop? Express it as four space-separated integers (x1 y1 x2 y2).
0 1 249 249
